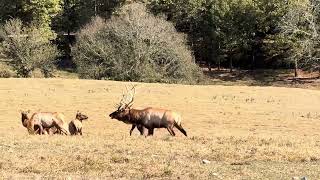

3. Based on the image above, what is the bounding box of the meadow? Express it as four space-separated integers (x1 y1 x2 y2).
0 78 320 179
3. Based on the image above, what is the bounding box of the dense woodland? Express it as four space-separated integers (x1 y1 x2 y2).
0 0 320 82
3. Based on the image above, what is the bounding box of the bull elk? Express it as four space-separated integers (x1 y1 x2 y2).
24 111 69 135
108 85 187 137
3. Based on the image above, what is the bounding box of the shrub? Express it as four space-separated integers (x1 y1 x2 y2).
0 61 16 78
0 69 14 78
72 3 203 84
0 19 59 77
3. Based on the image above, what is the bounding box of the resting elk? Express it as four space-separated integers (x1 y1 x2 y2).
23 110 69 135
109 85 187 137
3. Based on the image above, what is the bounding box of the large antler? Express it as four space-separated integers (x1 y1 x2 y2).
117 84 136 110
126 85 135 108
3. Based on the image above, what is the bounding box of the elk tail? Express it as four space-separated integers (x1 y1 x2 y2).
174 120 187 137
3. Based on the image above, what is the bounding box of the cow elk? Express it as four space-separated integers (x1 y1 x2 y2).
69 111 89 135
24 111 69 135
109 85 187 137
21 110 59 135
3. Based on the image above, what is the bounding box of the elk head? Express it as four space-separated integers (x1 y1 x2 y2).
21 110 31 127
109 85 135 122
76 111 88 121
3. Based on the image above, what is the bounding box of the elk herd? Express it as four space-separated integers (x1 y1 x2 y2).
20 85 187 137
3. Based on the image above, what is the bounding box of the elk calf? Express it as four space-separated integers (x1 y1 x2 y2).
69 111 88 135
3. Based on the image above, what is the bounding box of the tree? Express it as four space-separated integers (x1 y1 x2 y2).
304 0 320 75
278 0 318 77
72 3 203 83
0 19 59 77
0 0 63 39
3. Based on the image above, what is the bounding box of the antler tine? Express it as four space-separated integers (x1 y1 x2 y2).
126 84 136 108
117 88 127 110
125 85 130 93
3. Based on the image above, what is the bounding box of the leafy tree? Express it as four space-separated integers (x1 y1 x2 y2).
0 19 59 77
52 0 126 33
0 0 62 39
72 3 203 83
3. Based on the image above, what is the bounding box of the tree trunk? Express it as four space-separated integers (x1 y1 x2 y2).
94 0 97 16
230 58 233 72
218 59 221 71
208 62 211 72
294 59 298 77
251 53 255 71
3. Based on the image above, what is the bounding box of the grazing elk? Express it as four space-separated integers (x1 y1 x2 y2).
109 85 187 137
24 111 69 135
69 111 89 135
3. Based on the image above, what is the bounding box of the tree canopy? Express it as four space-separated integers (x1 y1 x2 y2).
0 0 319 80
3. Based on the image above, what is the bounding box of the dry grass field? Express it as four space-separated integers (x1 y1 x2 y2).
0 78 320 179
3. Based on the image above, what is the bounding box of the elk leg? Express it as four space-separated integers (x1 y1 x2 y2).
147 128 154 136
34 125 40 135
167 127 176 136
38 125 44 135
167 128 174 136
138 125 145 136
130 125 136 136
170 127 176 136
54 123 68 135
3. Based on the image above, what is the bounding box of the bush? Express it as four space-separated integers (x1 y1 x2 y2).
0 61 16 78
0 69 14 78
72 3 203 83
0 19 59 77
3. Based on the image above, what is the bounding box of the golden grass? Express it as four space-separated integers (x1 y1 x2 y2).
0 78 320 179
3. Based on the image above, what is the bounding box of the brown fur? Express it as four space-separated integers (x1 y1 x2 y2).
26 112 69 135
21 110 58 135
69 111 88 135
109 107 187 136
129 124 146 136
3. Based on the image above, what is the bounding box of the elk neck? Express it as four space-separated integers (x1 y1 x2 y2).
21 115 29 128
128 108 144 123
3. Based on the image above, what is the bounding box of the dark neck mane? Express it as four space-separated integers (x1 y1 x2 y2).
21 114 28 127
128 109 144 123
